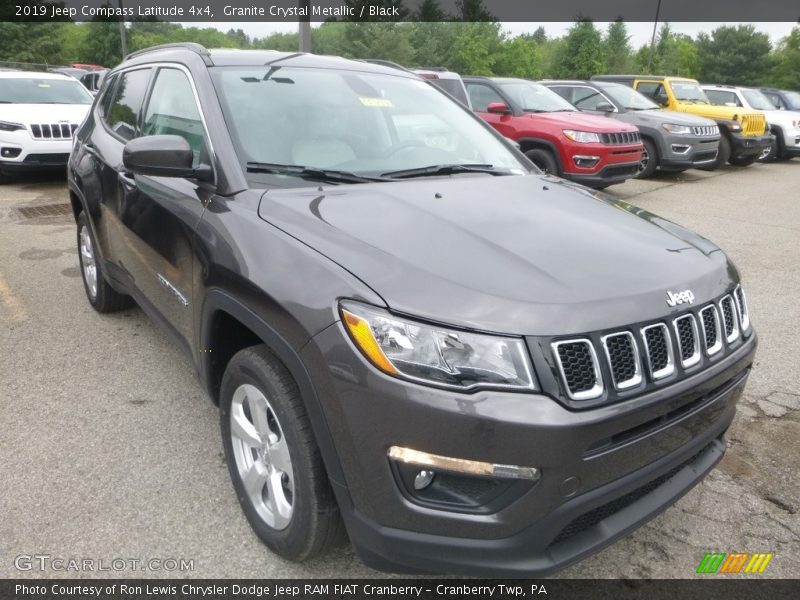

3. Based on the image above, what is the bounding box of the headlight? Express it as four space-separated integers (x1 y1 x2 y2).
340 301 536 391
0 121 25 132
563 130 601 143
661 123 693 134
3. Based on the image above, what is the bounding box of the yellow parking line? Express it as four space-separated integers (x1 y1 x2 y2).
0 273 28 322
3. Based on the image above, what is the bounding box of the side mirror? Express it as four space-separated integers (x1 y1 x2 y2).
486 102 511 115
655 94 669 106
123 135 212 181
595 101 615 113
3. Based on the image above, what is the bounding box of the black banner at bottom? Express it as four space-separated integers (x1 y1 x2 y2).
2 579 799 600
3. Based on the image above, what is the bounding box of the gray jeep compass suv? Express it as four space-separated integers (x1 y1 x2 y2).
67 44 757 576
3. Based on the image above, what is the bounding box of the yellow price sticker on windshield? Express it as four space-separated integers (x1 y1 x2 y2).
37 83 51 88
359 97 393 108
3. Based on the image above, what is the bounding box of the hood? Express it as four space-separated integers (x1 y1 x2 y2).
531 110 639 133
257 175 734 336
673 101 753 121
758 108 800 128
0 104 90 127
635 109 718 127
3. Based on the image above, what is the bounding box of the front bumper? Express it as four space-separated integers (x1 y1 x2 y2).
728 132 774 159
304 320 757 576
659 135 720 170
566 162 641 187
0 132 73 173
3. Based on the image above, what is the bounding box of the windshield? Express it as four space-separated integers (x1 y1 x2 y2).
599 83 659 110
498 82 576 113
0 77 93 104
741 89 777 111
671 81 708 102
211 66 526 185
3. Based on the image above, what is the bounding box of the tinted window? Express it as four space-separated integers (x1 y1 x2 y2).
467 83 504 112
143 68 209 168
105 68 151 141
428 78 469 107
636 82 666 103
570 87 610 111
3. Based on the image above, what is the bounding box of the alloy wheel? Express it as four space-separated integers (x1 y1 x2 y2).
79 225 98 300
229 383 295 530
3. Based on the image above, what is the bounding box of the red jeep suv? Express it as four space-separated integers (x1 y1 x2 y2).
465 77 644 188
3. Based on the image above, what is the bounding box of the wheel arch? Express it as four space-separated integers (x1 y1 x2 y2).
516 137 564 173
199 289 349 489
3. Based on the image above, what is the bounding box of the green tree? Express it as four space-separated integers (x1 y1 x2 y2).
770 27 800 89
604 19 632 73
449 22 502 75
696 25 772 85
551 19 604 79
494 35 541 79
455 0 495 21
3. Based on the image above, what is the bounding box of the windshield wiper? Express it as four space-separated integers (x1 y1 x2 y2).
381 163 512 179
246 162 390 184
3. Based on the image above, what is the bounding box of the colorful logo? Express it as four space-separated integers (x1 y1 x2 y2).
696 552 774 574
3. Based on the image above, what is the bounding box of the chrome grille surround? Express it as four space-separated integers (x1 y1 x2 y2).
699 305 723 356
673 314 701 368
552 339 604 401
719 295 740 343
734 284 750 332
601 332 643 390
640 323 675 380
692 125 719 136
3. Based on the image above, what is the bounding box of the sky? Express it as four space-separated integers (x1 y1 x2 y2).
194 21 798 48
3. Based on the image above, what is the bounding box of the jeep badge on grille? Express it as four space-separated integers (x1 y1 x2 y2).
666 289 695 307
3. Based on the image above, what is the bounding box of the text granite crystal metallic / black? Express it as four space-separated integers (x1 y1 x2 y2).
66 44 757 577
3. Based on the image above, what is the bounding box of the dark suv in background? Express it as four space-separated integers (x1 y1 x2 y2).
68 44 757 576
543 80 720 177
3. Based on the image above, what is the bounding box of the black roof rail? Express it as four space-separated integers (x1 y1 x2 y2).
125 43 209 62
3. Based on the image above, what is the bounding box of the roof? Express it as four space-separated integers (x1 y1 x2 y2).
120 44 414 78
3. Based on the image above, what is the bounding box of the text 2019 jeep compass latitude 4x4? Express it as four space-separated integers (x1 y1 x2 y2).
68 45 757 576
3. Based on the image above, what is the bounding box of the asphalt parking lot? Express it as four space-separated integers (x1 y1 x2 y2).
1 164 798 579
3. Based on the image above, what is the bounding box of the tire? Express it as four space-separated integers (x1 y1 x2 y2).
219 345 343 561
76 211 133 313
636 138 659 178
525 148 559 176
698 135 730 171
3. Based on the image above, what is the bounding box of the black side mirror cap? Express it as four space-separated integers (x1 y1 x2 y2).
123 135 212 182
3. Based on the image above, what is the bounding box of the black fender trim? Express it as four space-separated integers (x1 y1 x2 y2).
199 289 349 490
516 137 565 174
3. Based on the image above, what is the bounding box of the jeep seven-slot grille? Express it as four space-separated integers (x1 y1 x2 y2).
600 131 641 145
692 125 718 136
550 290 750 402
553 341 600 399
30 123 78 139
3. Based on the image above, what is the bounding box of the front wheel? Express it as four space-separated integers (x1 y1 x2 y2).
525 148 559 176
636 138 658 178
219 345 343 561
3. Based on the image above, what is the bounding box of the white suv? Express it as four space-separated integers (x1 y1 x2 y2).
702 84 800 161
0 71 93 182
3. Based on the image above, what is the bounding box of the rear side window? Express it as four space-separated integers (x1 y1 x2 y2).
636 82 665 102
142 68 209 169
105 68 151 141
467 83 504 112
762 92 783 109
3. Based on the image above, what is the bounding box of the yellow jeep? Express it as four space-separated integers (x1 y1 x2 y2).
592 75 774 169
